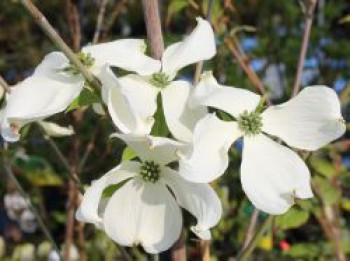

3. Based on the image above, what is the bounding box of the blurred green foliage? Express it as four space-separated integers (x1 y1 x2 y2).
0 0 350 260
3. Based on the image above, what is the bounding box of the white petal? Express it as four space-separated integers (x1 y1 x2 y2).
162 18 216 76
262 86 346 151
1 76 83 142
111 133 186 165
103 178 182 254
192 71 261 117
82 39 161 76
38 121 74 137
33 52 82 83
76 162 138 225
101 68 149 135
161 80 207 142
162 167 222 240
6 77 83 120
178 113 242 183
119 74 159 135
241 134 313 215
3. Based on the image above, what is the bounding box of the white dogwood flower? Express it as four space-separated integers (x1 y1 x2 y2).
93 18 215 141
178 72 346 214
76 134 222 253
1 39 155 142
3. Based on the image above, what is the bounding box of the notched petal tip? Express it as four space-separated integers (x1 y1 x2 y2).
191 226 211 241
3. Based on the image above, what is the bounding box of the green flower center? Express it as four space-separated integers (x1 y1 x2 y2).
149 72 170 89
237 110 263 135
63 52 95 75
140 161 160 183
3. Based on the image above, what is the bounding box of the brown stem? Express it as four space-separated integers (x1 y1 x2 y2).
142 0 164 59
242 208 260 249
19 0 101 91
102 0 127 40
92 0 109 44
291 0 318 97
224 37 270 103
171 230 187 261
66 0 82 52
200 240 210 261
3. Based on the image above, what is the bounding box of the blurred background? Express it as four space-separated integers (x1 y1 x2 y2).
0 0 350 260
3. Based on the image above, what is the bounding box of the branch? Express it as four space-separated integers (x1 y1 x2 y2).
224 37 270 104
291 0 318 97
242 208 260 249
236 215 273 261
142 0 164 59
93 0 109 44
19 0 101 91
39 128 84 194
2 143 62 259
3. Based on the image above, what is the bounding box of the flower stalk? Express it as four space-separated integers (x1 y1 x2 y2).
19 0 101 91
236 215 273 261
2 143 62 259
141 0 164 59
292 0 318 97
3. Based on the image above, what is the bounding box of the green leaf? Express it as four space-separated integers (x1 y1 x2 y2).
66 86 101 112
283 243 321 258
121 146 137 161
102 178 131 198
313 176 341 205
310 157 336 179
150 93 170 137
275 206 310 230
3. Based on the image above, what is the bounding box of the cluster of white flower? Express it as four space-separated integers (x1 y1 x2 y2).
0 17 346 253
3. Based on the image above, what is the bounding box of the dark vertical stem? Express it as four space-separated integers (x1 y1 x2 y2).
141 0 164 59
292 0 318 97
66 0 82 51
171 230 187 261
2 143 62 258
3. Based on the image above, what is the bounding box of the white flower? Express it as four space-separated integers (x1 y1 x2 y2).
178 72 346 214
76 134 222 253
1 39 154 142
20 209 37 233
4 192 28 220
93 18 215 141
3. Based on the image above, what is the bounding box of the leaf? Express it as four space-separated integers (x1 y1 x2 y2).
66 87 101 112
121 146 137 161
150 93 170 137
283 243 321 258
102 178 131 198
310 157 336 179
275 206 309 230
339 15 350 24
313 176 341 205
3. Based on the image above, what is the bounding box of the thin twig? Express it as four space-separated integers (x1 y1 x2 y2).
102 0 127 40
291 0 318 97
236 215 273 261
2 143 62 258
193 0 215 85
142 0 164 59
200 240 211 261
40 130 84 193
224 37 270 103
66 0 82 51
19 0 101 91
93 0 109 44
242 208 260 249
